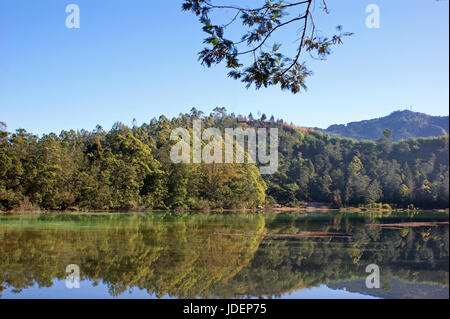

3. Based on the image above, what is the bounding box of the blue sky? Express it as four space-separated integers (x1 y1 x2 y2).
0 0 448 135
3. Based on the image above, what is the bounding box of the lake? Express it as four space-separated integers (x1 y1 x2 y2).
0 211 448 299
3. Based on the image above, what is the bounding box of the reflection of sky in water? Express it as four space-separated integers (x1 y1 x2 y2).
0 279 378 299
0 212 448 299
1 279 173 299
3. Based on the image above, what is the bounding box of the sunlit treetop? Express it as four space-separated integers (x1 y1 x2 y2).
182 0 353 93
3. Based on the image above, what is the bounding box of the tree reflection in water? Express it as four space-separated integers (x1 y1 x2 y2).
0 212 448 298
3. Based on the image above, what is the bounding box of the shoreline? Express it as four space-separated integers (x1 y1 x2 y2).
1 206 449 215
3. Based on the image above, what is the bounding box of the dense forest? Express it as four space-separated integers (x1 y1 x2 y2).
324 110 449 142
0 108 449 211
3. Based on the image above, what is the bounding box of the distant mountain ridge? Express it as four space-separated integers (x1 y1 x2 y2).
327 278 449 299
323 110 449 142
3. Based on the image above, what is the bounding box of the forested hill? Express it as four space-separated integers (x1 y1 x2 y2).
324 110 449 142
0 109 449 211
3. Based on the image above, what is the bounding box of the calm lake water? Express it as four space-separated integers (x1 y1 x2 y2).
0 211 448 299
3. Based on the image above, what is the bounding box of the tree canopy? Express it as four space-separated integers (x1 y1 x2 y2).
182 0 352 93
1 109 448 211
